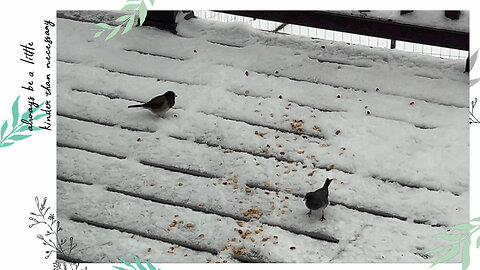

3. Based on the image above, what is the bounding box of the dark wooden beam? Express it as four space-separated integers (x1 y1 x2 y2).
217 11 468 51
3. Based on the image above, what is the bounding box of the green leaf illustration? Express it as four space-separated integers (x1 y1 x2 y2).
123 15 135 34
94 0 154 40
116 14 133 22
94 31 104 38
133 254 147 270
450 223 476 231
20 101 45 122
430 244 460 268
476 235 480 248
0 142 14 147
9 134 31 141
96 23 113 30
18 125 32 132
462 239 471 270
471 217 480 222
33 113 47 121
426 246 447 254
138 1 148 26
106 25 122 41
12 96 20 128
1 120 7 140
18 125 42 132
121 4 139 11
434 233 465 241
118 257 135 269
145 260 157 270
116 255 158 270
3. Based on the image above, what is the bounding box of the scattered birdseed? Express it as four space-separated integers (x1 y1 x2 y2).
243 208 263 218
232 247 245 255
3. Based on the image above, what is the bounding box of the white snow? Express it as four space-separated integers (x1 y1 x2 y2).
56 11 468 263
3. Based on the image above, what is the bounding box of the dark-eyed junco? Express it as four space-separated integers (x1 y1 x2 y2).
304 178 332 221
128 91 176 116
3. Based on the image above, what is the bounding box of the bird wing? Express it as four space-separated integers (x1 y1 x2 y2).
144 96 166 108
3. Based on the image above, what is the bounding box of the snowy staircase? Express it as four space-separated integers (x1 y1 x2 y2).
56 13 468 263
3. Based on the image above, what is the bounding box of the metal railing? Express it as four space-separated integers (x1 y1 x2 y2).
194 10 468 60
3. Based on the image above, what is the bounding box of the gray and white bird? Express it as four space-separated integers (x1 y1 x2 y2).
304 178 332 221
128 91 176 116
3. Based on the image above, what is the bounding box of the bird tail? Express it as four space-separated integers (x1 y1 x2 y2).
322 178 333 189
128 104 143 108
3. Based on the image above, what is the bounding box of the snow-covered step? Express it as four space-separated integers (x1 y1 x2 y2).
58 81 467 194
228 90 437 130
56 14 467 263
57 218 231 263
173 19 468 107
57 116 466 226
58 181 341 262
58 18 467 108
57 61 468 196
57 12 466 83
172 16 467 80
57 153 448 263
57 58 465 130
139 21 468 108
58 147 352 242
58 100 454 202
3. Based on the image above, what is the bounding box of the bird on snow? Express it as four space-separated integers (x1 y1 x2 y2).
128 91 177 117
304 178 332 221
